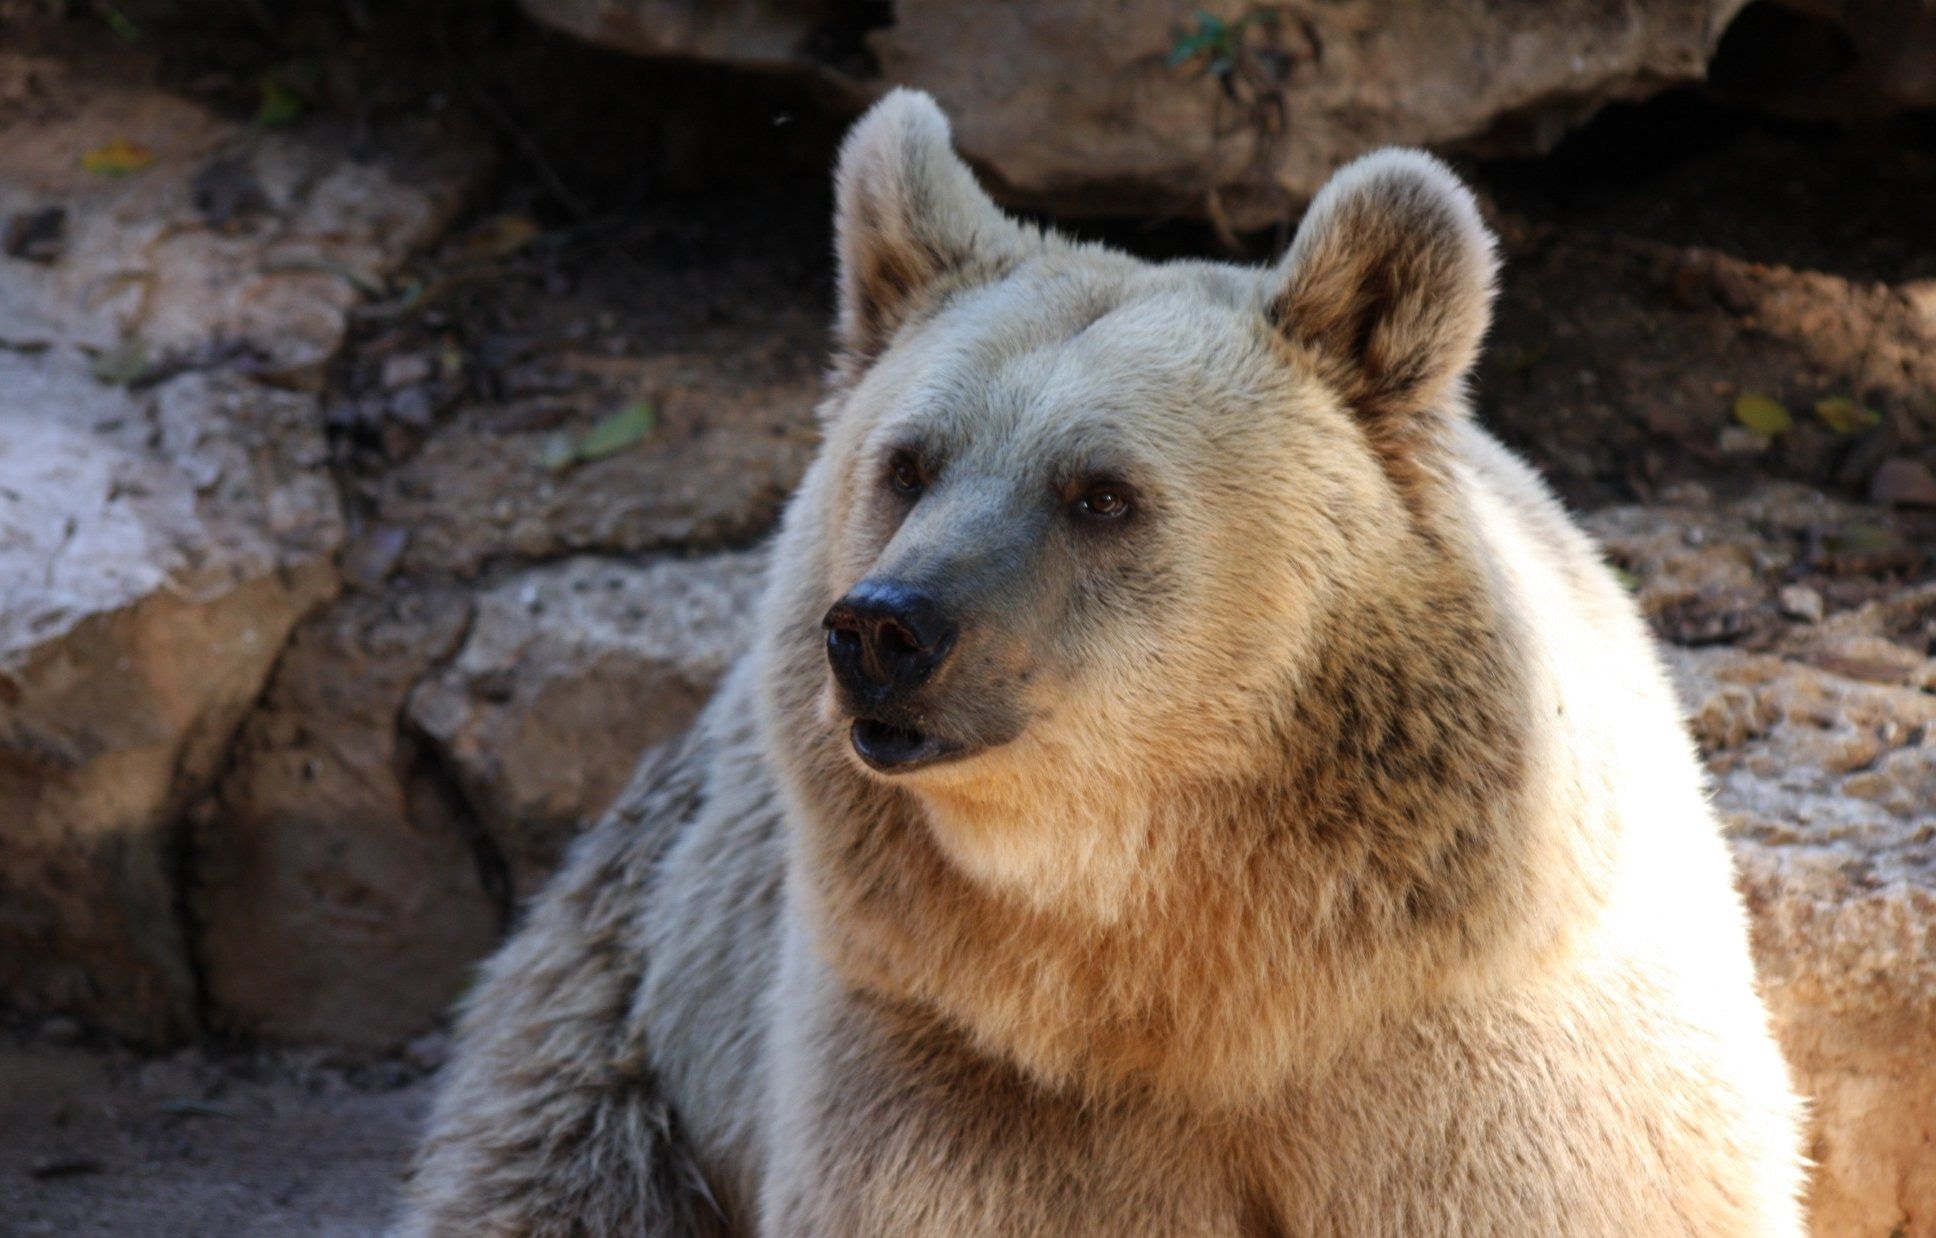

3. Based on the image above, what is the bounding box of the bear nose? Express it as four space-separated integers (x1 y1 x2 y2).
823 581 957 697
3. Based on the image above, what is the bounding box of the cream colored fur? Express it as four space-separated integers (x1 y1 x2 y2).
399 91 1805 1236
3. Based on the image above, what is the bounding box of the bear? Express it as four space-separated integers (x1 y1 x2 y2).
398 90 1806 1236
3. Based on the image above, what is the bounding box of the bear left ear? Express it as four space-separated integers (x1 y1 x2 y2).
1265 150 1498 474
833 90 1031 379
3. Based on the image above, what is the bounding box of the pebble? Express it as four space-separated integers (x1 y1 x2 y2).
1718 426 1772 455
380 352 436 390
1777 584 1825 624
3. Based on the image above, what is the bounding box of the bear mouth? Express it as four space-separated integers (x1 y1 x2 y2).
849 718 967 774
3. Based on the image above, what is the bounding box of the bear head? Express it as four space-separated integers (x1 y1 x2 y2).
756 91 1561 1100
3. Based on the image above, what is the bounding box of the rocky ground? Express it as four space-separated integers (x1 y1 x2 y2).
0 4 1932 1235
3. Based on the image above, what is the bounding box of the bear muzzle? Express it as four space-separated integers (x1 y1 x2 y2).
823 579 972 773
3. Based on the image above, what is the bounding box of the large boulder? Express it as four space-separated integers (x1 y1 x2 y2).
191 590 502 1050
522 0 1754 227
408 551 766 894
197 551 765 1048
1588 485 1936 1235
0 49 479 1040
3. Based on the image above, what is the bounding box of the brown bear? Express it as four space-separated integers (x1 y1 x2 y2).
398 90 1805 1236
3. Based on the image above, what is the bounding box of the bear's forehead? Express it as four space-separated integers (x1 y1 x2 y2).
884 258 1285 445
948 254 1259 350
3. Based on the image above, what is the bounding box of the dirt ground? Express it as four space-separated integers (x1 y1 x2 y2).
0 1025 430 1236
1 4 1933 1236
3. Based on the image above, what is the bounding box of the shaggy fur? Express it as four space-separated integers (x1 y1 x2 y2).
399 90 1805 1236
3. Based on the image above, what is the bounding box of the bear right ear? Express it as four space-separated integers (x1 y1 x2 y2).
1265 151 1498 496
833 90 1030 379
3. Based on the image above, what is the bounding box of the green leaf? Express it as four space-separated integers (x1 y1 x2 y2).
1166 31 1214 66
576 398 656 461
541 399 656 472
1169 12 1236 65
1732 392 1792 436
99 4 141 42
1812 395 1880 436
256 73 305 127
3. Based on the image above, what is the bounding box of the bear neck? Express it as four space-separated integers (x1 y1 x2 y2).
788 521 1602 1111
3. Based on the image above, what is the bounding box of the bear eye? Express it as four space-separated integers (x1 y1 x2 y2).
886 449 927 498
1073 482 1133 521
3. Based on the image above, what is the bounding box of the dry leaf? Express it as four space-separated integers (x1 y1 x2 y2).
81 138 154 177
462 215 541 262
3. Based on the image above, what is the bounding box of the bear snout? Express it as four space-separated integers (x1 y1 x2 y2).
823 579 958 701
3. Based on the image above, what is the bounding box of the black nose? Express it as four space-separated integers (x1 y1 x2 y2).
823 581 957 697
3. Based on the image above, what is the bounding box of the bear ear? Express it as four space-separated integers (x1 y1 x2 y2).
833 89 1030 376
1265 150 1498 480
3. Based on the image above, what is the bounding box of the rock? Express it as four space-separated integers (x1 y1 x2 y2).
0 49 485 1042
0 364 341 1043
1597 488 1936 1234
408 551 766 892
325 185 827 578
193 591 501 1051
1583 481 1936 646
1778 584 1826 625
1671 625 1936 1236
1718 425 1774 455
524 0 1757 228
1871 457 1936 507
37 1017 82 1046
524 0 1936 227
3 205 65 263
403 1031 451 1073
370 339 821 577
194 553 765 1048
379 352 437 391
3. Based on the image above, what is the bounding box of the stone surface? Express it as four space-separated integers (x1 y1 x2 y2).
0 48 481 1041
409 551 767 893
1590 488 1936 1235
198 552 764 1048
523 0 1752 227
523 0 1936 229
369 348 816 577
193 591 501 1052
314 183 829 585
